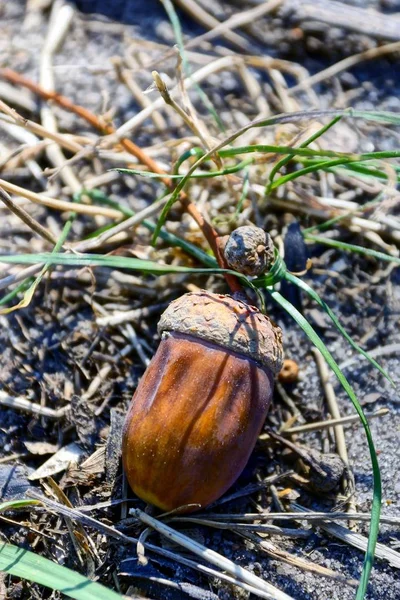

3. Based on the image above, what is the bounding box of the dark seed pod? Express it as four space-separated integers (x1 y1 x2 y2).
122 290 283 512
223 226 274 276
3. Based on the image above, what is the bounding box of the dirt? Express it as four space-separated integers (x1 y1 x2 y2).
0 1 399 599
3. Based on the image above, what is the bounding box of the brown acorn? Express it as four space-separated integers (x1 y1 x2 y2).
122 290 283 512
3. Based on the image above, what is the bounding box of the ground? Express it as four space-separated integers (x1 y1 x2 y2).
0 1 399 599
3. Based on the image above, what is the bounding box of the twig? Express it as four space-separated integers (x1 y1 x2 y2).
0 68 235 286
0 68 147 167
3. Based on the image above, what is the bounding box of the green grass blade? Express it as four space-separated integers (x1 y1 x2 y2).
0 542 122 600
305 234 400 265
333 162 392 181
0 252 245 281
0 499 41 512
79 188 218 268
0 209 75 314
173 147 205 174
294 159 395 183
283 271 394 385
268 289 381 600
302 194 383 235
117 150 400 179
150 109 400 244
0 252 267 310
115 159 252 179
253 250 287 287
0 277 35 307
266 115 342 194
269 157 362 190
219 146 400 162
270 153 399 189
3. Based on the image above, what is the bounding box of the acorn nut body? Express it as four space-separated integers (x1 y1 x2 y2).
122 290 283 512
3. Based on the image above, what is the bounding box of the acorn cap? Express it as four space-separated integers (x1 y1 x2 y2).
223 225 275 276
158 290 283 374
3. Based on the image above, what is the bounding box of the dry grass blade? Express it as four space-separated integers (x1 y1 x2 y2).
184 0 284 50
107 55 306 142
0 99 82 154
189 511 400 526
71 194 169 252
0 186 57 245
22 492 287 599
281 408 389 434
169 0 251 52
0 390 69 418
39 2 82 194
285 0 400 41
168 516 311 538
0 179 123 218
312 348 353 481
1 3 399 600
237 530 358 586
289 40 400 94
134 509 296 600
293 505 400 568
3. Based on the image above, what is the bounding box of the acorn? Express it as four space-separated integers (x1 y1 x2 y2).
122 290 283 512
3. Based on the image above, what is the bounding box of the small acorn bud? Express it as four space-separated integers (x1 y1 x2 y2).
223 226 274 276
122 290 283 512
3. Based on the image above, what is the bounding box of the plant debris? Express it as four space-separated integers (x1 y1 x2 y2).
0 1 399 600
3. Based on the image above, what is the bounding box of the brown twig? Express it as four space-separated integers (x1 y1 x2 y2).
0 67 240 292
